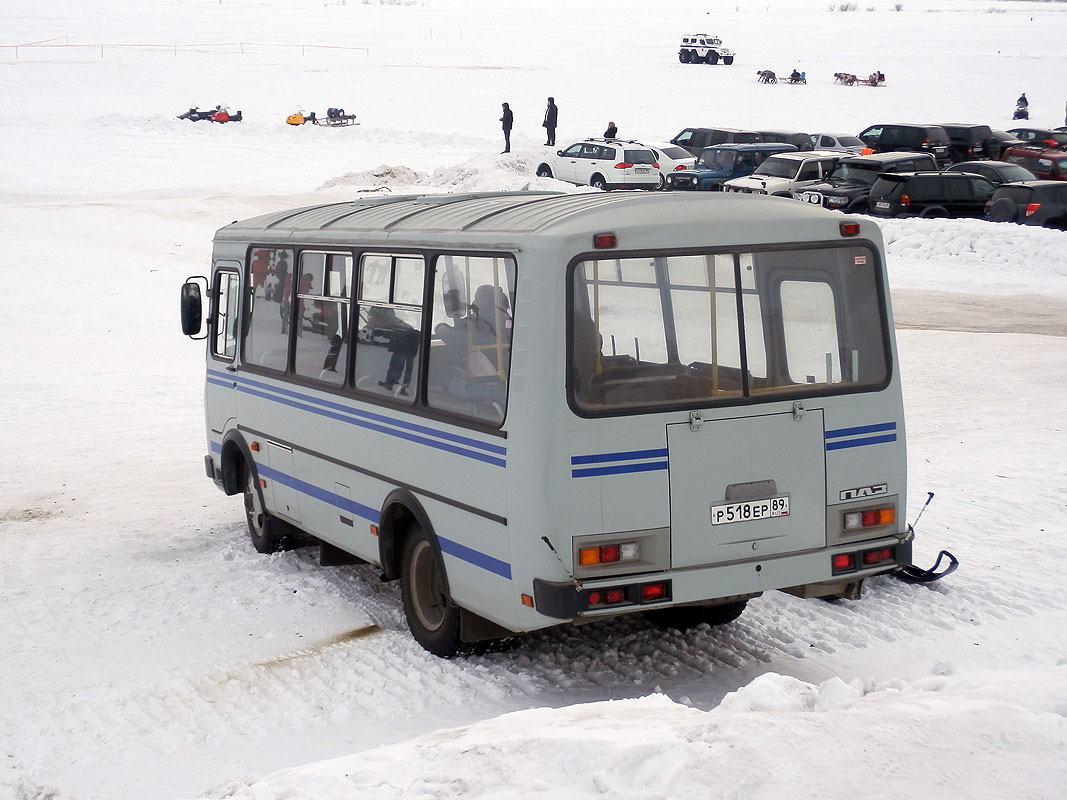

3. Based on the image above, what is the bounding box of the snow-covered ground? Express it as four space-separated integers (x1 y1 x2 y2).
1 1 1066 798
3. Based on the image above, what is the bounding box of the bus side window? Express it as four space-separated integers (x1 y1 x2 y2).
352 254 425 402
211 271 240 361
293 252 352 386
243 247 293 372
426 255 516 424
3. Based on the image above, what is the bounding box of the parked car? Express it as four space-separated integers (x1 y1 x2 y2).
665 143 797 191
1006 127 1067 149
643 141 697 189
989 129 1025 159
793 151 937 212
535 138 660 190
937 123 998 162
756 130 814 151
867 171 996 219
1000 145 1067 181
945 160 1037 186
724 150 843 196
984 181 1067 229
857 123 951 165
670 127 761 156
809 132 866 154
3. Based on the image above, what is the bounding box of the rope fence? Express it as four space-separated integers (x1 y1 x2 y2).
0 37 371 59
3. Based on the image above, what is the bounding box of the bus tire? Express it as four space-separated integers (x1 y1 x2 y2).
243 464 290 553
400 524 464 657
642 600 747 631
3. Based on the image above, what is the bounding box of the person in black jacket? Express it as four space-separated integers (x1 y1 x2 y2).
543 97 558 146
604 121 617 139
500 102 513 153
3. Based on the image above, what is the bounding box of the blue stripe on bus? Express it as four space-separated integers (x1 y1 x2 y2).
825 433 898 451
207 377 232 390
236 385 506 468
438 535 512 580
570 448 668 465
256 463 379 522
208 369 505 458
211 441 222 454
825 422 896 440
572 461 669 478
254 463 512 581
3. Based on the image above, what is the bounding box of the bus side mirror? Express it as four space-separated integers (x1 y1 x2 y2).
181 279 205 337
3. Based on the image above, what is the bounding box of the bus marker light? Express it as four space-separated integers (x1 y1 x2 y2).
370 524 379 537
840 222 861 237
521 593 534 607
593 233 616 249
250 441 260 452
259 479 267 488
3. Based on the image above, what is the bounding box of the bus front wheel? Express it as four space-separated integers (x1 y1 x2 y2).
642 600 747 631
401 525 464 657
243 465 289 553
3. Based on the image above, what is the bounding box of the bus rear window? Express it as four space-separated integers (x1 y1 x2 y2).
571 246 889 413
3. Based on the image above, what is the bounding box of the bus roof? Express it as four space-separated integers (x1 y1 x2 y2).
214 191 875 248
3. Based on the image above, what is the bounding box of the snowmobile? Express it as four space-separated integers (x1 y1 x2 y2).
1012 104 1029 120
177 105 242 123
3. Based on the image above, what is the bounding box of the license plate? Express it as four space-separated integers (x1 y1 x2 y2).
635 167 650 174
711 496 790 526
875 200 891 209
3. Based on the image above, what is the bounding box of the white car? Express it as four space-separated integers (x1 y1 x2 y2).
535 139 660 190
809 132 866 155
643 142 697 189
723 151 844 196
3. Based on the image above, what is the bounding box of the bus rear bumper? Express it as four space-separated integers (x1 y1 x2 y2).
533 533 911 621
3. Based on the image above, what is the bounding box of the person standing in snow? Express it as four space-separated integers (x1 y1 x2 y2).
500 102 513 153
604 121 617 139
542 97 558 146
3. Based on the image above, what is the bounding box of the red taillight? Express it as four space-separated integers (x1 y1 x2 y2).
863 548 894 565
1025 203 1041 217
641 583 667 602
614 162 633 169
832 554 855 573
605 589 626 604
599 544 621 563
674 164 688 171
900 194 910 207
862 510 877 526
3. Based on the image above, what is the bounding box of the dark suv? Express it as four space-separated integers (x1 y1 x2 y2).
1001 146 1067 181
868 171 996 218
670 127 761 156
793 151 937 212
985 181 1067 229
857 123 951 165
938 124 998 162
665 143 797 191
756 130 814 151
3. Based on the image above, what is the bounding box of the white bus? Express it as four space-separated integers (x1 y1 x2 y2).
181 191 911 656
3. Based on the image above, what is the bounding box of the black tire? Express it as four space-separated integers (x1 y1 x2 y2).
679 50 690 64
657 172 666 190
243 464 290 553
643 600 748 631
590 174 608 191
919 206 948 218
400 525 464 657
723 56 734 65
1043 217 1067 231
706 51 719 65
535 164 553 178
985 196 1019 223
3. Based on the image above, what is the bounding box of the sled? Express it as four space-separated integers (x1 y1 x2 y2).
311 114 358 127
895 549 958 584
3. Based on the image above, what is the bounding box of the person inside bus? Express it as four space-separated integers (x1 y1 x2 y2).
365 306 419 395
432 284 511 405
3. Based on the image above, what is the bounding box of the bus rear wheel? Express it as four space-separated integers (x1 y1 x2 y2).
642 600 748 630
243 465 290 553
401 525 464 657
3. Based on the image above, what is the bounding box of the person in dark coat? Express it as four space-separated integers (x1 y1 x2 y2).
604 121 617 139
500 102 513 153
542 97 558 146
